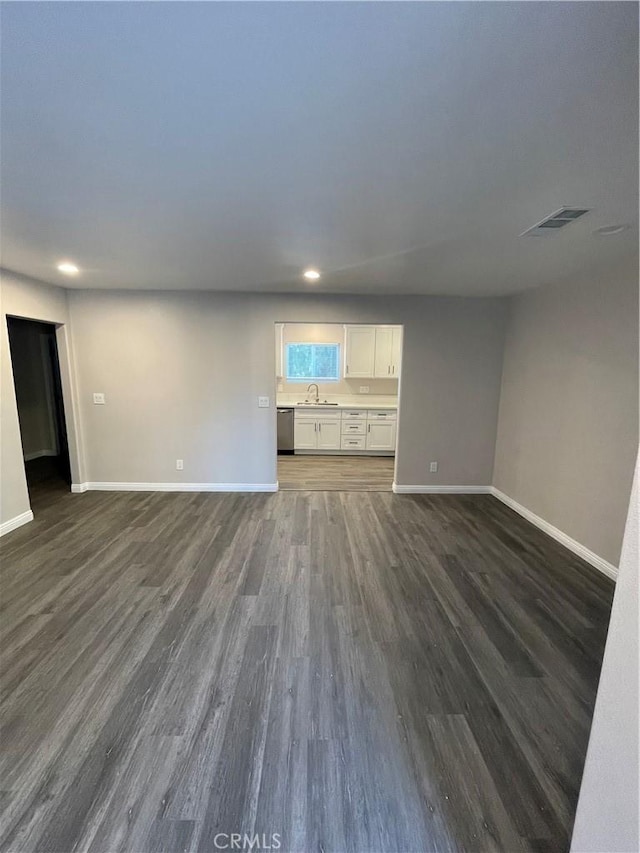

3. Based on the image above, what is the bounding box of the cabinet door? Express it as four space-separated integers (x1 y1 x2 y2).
390 327 403 377
294 419 317 450
366 420 397 451
317 419 341 450
374 327 393 377
344 326 376 377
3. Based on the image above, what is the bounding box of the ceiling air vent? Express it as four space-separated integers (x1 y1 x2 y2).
521 207 591 236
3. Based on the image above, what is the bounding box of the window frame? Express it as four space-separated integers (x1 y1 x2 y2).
284 341 342 383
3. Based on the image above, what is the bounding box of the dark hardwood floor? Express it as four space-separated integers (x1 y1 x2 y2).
0 487 613 852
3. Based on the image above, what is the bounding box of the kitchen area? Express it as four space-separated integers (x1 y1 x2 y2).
275 323 402 490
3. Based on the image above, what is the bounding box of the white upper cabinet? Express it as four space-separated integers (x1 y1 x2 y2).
390 327 403 377
373 327 394 377
373 326 403 378
344 326 376 377
345 325 402 378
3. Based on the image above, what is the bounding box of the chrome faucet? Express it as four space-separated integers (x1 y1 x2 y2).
307 383 320 403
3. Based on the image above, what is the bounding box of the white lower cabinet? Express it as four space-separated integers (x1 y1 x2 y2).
365 420 397 451
294 407 397 453
316 419 341 450
294 411 341 451
293 418 317 450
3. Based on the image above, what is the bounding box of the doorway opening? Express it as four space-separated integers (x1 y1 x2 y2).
275 322 403 491
7 317 72 508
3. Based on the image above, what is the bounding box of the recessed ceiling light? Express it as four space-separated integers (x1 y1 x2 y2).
57 261 79 275
593 224 630 236
303 269 321 280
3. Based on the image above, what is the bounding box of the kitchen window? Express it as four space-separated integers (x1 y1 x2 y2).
285 342 340 382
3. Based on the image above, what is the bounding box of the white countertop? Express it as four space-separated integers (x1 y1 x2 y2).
277 395 398 411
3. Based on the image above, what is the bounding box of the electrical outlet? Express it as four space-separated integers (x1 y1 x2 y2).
359 386 370 393
176 459 184 470
258 396 270 408
430 461 438 473
93 393 105 405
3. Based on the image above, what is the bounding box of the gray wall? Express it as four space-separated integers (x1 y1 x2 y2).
67 290 507 488
493 260 639 565
571 453 639 852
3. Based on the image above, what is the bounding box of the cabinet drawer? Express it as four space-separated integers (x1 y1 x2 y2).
341 421 366 436
341 435 365 450
295 410 341 421
341 409 367 420
367 409 397 420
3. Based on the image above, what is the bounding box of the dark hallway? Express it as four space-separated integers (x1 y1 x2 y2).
7 318 71 506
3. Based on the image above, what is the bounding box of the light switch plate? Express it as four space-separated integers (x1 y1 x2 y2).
93 393 106 405
258 396 270 408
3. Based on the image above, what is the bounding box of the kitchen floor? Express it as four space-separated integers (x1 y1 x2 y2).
0 489 613 852
278 454 395 491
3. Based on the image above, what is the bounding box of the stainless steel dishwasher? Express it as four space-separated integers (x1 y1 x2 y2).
277 407 294 454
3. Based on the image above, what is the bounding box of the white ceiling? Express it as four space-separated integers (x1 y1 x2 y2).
1 2 638 295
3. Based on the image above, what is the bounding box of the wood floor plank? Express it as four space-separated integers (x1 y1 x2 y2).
196 625 278 852
0 482 613 853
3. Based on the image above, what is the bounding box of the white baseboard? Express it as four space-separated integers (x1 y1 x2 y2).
24 449 57 462
392 483 492 494
72 482 279 493
490 487 618 581
0 510 34 537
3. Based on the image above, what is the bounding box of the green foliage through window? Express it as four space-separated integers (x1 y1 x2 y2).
285 343 340 382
